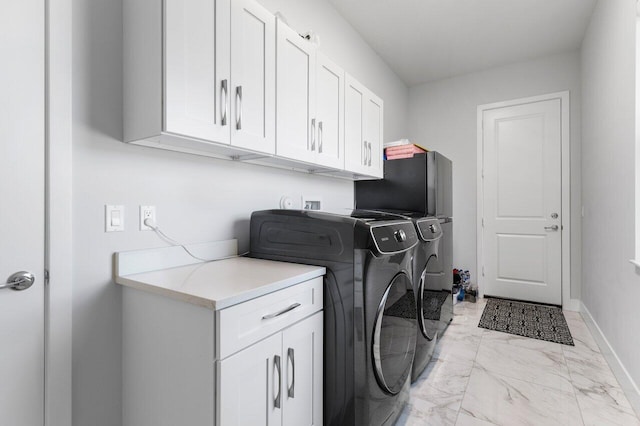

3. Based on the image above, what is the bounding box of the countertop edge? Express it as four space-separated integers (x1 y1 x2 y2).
115 265 326 311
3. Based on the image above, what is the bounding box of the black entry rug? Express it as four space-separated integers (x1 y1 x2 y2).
478 298 574 346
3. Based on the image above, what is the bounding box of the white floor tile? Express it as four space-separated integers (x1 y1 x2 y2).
400 299 640 426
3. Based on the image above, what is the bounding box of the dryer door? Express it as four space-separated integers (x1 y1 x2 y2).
372 272 416 395
418 254 446 340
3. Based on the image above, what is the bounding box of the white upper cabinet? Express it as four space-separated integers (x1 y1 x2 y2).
230 0 276 154
314 53 345 170
124 0 383 179
344 73 384 178
276 19 317 164
165 0 231 144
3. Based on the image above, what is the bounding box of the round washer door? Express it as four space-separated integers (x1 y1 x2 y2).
418 254 444 340
372 272 417 395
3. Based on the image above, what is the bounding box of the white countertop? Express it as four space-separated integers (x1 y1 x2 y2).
115 256 326 310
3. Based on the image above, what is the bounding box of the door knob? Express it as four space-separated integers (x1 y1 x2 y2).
1 271 35 291
544 225 559 232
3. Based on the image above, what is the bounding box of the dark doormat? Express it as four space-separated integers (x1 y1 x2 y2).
478 298 574 346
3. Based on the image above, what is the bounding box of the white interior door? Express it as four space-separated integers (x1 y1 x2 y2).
482 99 562 305
0 1 46 424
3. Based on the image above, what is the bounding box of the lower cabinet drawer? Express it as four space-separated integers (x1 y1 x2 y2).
216 277 323 359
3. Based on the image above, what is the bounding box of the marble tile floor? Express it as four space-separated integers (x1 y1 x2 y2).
397 298 640 426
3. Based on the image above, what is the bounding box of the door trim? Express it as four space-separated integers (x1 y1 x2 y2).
476 91 571 308
46 0 73 423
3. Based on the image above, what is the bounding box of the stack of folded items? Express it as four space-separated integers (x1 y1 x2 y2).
384 139 428 160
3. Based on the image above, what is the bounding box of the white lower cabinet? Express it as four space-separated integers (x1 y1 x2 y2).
122 275 323 426
218 312 323 426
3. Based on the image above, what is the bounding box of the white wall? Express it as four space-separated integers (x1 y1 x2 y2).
408 52 583 300
71 1 408 425
581 0 639 388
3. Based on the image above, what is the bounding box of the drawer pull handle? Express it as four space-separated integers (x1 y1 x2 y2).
262 303 301 320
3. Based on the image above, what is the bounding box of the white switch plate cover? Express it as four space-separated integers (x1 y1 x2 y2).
105 205 125 232
139 205 156 230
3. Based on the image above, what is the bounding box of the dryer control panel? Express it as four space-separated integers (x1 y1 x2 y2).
370 222 418 254
415 218 442 242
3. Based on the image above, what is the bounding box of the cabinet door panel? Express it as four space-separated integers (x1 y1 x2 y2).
165 0 230 143
315 54 344 169
231 0 275 154
218 333 283 426
282 313 323 426
344 74 366 174
276 20 316 163
364 94 383 178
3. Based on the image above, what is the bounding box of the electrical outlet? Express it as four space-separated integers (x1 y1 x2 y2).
302 196 322 210
139 205 156 230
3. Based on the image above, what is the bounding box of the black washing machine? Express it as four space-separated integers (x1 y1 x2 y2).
250 209 419 426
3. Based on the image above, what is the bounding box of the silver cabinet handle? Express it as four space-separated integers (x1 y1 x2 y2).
1 271 35 291
368 142 372 166
262 303 301 320
318 121 323 154
311 118 316 151
363 140 368 165
544 225 559 231
221 79 228 126
235 86 243 130
287 348 295 398
274 355 282 409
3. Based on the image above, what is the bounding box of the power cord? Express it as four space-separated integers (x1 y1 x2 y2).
144 218 249 262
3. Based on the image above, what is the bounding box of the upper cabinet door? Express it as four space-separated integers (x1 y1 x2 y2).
315 53 344 170
276 20 317 164
344 74 384 178
230 0 275 154
165 0 231 144
364 93 383 178
344 74 366 175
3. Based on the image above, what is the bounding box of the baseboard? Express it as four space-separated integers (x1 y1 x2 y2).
563 298 582 312
580 302 640 418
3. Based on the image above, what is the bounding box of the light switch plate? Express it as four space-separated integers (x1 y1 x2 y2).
105 205 125 232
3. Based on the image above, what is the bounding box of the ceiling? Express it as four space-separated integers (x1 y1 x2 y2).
326 0 597 86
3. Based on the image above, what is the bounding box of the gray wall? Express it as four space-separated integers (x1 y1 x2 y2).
71 0 408 425
407 51 583 300
581 0 639 387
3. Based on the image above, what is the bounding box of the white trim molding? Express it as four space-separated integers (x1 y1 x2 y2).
45 0 73 423
476 91 572 309
580 303 640 418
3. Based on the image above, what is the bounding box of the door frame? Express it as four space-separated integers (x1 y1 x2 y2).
45 0 73 424
476 91 571 308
